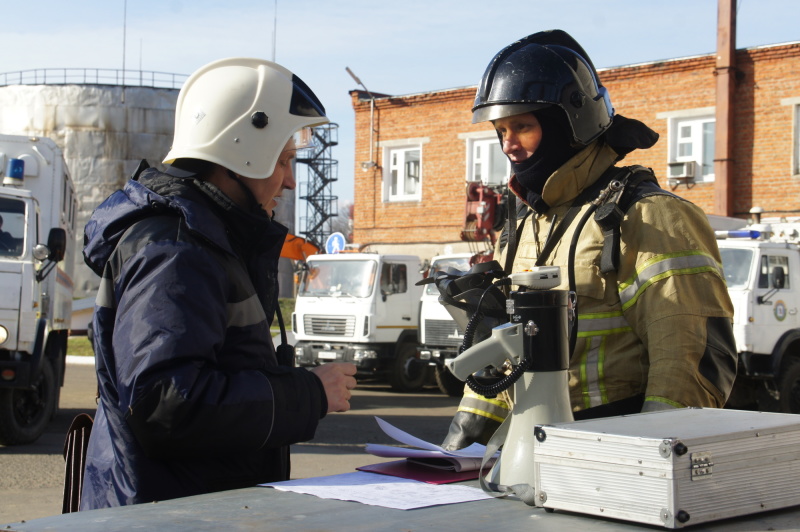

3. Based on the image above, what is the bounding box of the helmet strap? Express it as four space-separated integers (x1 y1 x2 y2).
225 169 263 214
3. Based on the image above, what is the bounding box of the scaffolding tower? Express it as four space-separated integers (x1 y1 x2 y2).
296 123 339 249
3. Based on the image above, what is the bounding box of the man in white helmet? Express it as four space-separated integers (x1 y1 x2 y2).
81 58 356 510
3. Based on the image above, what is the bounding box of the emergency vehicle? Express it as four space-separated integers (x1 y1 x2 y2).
717 219 800 413
0 134 76 444
292 253 426 391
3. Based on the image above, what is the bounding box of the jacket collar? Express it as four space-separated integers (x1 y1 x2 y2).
509 141 619 211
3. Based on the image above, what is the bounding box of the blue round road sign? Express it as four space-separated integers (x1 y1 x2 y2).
325 232 346 254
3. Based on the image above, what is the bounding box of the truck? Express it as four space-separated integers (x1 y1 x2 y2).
292 253 426 391
716 220 800 414
417 253 474 396
0 134 76 445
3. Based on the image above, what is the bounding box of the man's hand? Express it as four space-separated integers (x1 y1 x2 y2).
310 363 357 413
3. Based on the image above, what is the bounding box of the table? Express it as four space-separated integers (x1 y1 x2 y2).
5 479 800 531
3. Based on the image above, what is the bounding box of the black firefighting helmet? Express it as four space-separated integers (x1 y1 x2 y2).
472 29 614 146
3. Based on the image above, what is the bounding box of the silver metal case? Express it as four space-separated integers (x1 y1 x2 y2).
533 408 800 528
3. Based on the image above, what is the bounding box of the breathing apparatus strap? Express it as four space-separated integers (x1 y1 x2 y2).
478 413 538 506
503 191 519 274
503 165 662 276
593 166 661 273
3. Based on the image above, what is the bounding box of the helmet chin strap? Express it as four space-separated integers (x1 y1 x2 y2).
225 169 265 214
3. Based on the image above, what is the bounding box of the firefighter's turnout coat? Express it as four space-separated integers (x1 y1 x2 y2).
446 141 737 448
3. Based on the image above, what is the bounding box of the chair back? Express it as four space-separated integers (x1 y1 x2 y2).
62 413 94 513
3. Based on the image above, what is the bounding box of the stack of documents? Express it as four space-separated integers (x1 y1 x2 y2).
357 417 496 483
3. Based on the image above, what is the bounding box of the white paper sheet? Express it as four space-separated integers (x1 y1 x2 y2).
371 416 490 457
261 471 492 510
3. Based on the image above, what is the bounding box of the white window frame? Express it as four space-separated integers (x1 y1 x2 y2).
379 138 428 202
781 97 800 177
657 106 716 183
458 131 510 187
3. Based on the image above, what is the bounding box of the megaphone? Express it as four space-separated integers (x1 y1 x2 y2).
445 267 574 496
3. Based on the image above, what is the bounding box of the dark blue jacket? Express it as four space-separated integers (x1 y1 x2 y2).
80 168 326 510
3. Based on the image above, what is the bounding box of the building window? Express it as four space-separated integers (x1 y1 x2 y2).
459 132 510 187
658 107 715 184
471 137 509 187
672 115 715 181
379 137 428 202
794 103 800 176
389 147 420 199
780 97 800 176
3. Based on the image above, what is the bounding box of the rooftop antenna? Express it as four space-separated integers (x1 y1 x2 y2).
121 0 127 103
272 0 277 62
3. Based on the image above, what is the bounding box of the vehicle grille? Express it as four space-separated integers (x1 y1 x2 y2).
424 319 464 346
304 315 356 337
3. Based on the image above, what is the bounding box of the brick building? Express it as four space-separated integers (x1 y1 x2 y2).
349 41 800 261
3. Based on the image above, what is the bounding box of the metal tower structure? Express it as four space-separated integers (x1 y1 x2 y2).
296 123 339 249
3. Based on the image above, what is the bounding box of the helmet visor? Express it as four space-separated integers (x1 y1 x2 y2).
472 102 551 124
290 74 326 118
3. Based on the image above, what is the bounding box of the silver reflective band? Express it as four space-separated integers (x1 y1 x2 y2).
576 312 631 336
227 294 267 328
619 252 722 310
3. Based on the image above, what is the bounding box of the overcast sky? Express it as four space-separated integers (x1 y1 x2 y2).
3 0 798 210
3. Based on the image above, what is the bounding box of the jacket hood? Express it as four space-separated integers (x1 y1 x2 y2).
83 169 233 276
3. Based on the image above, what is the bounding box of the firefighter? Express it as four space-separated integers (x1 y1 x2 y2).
443 30 737 450
82 58 357 508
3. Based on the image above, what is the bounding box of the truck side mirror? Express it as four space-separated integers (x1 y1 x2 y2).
47 228 66 262
758 266 786 305
772 267 786 289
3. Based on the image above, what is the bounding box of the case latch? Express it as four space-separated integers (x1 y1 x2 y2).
690 451 713 480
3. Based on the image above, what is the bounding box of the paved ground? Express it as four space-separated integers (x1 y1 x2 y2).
0 357 461 525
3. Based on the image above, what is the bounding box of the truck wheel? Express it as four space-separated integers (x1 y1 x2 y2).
388 343 427 392
435 366 465 397
0 357 57 445
778 356 800 414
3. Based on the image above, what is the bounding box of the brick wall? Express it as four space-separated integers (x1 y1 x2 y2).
352 42 800 249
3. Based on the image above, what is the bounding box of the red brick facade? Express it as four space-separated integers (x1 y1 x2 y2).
351 42 800 251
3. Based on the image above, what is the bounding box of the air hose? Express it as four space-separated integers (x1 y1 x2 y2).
461 280 530 398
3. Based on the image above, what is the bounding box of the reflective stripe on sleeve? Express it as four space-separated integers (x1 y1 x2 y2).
576 311 632 337
579 335 608 409
618 251 723 311
577 311 630 409
456 390 510 423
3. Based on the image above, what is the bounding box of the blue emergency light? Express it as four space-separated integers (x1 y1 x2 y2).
715 229 761 239
2 158 24 186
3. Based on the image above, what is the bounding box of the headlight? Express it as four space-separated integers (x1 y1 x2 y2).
0 326 8 345
353 349 378 361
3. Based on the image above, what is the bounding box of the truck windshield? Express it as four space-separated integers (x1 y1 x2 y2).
719 248 753 289
299 260 377 298
0 197 25 258
425 256 471 295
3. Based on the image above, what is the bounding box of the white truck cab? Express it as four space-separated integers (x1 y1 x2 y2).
717 222 800 413
292 253 425 391
0 134 76 445
417 253 473 396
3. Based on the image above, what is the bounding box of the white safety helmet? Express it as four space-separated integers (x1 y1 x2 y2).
163 58 329 179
